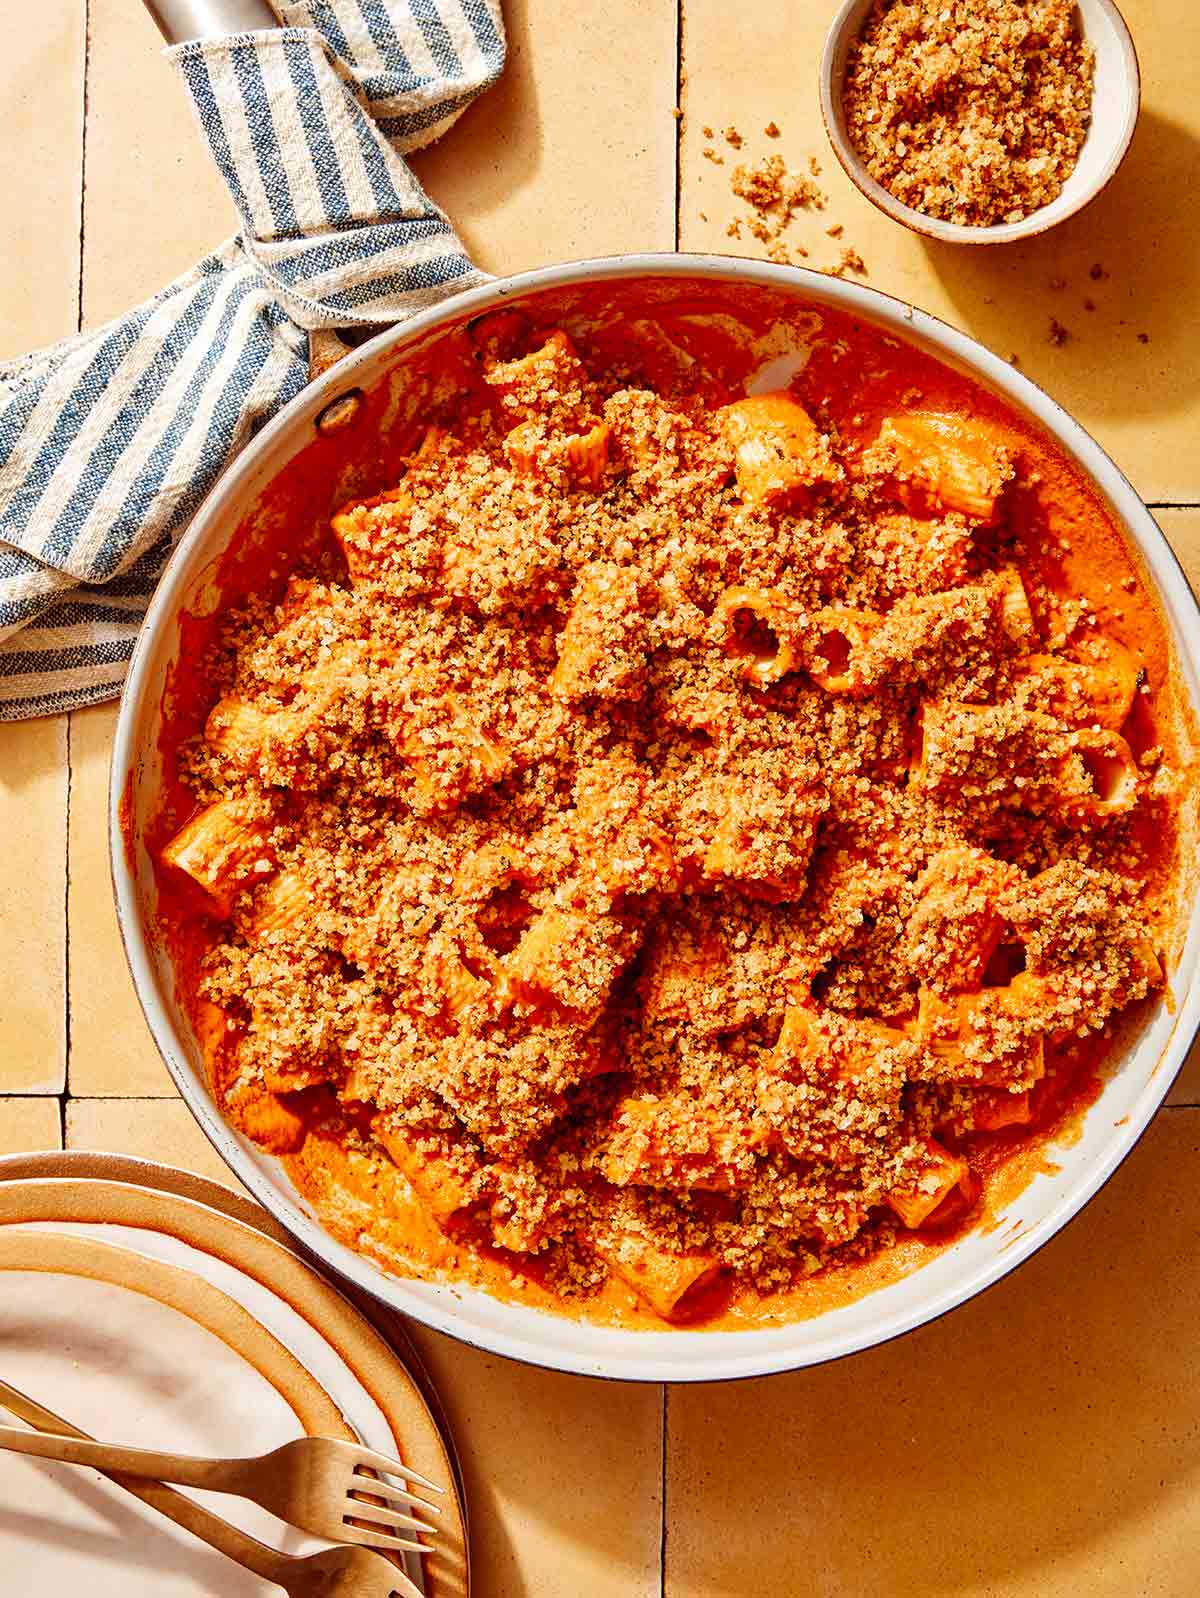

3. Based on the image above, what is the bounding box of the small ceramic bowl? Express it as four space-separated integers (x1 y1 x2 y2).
819 0 1141 244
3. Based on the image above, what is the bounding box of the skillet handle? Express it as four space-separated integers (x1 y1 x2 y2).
307 327 388 433
143 0 279 42
142 0 386 407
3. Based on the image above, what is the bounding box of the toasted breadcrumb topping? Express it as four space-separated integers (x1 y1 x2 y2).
843 0 1094 227
177 320 1171 1319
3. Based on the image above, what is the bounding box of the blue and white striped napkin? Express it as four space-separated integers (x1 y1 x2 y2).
0 0 504 719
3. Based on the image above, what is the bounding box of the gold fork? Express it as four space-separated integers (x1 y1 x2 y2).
0 1377 430 1596
0 1419 441 1554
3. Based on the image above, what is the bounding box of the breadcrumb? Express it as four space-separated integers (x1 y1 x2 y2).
180 321 1173 1322
843 0 1094 226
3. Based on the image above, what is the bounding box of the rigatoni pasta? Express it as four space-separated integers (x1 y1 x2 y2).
158 310 1190 1329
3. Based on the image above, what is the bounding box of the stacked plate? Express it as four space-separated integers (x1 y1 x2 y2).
0 1151 468 1597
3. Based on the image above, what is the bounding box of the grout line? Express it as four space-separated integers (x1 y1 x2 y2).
672 0 683 251
50 1095 185 1103
61 694 73 1138
75 0 91 335
659 1383 668 1596
6 1093 182 1101
1146 502 1200 511
63 0 91 1130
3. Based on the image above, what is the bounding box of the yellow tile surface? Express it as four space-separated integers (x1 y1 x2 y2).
65 1098 244 1192
0 0 77 1100
0 1099 62 1157
67 703 178 1097
679 0 1200 503
411 0 679 271
82 0 234 326
0 0 85 358
666 1107 1200 1598
406 1326 664 1598
1174 1036 1200 1107
1158 508 1200 600
0 721 67 1094
0 4 1198 1596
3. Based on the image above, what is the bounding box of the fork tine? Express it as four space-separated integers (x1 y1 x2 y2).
350 1446 445 1494
339 1522 435 1556
381 1568 424 1598
349 1469 443 1514
346 1497 440 1537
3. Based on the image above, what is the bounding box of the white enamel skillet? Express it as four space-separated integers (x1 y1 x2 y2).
111 255 1200 1382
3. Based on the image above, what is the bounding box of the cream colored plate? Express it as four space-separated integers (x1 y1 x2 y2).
0 1151 468 1597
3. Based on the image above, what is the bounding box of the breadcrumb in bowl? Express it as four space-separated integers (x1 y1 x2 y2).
112 257 1200 1382
820 0 1141 244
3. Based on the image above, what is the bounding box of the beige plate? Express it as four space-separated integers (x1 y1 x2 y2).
0 1150 468 1598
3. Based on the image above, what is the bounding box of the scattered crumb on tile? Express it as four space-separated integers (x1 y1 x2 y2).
1050 276 1067 291
701 125 714 138
1090 262 1107 280
706 128 866 278
703 147 725 165
828 247 868 278
1049 317 1070 346
1083 298 1095 312
1137 331 1150 344
732 152 825 220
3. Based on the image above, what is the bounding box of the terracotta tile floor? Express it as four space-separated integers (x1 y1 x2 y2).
2 2 1198 1592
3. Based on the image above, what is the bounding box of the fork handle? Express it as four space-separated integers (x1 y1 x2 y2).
0 1421 241 1493
0 1381 294 1587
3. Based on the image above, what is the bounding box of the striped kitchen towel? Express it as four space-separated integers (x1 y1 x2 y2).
0 0 504 719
